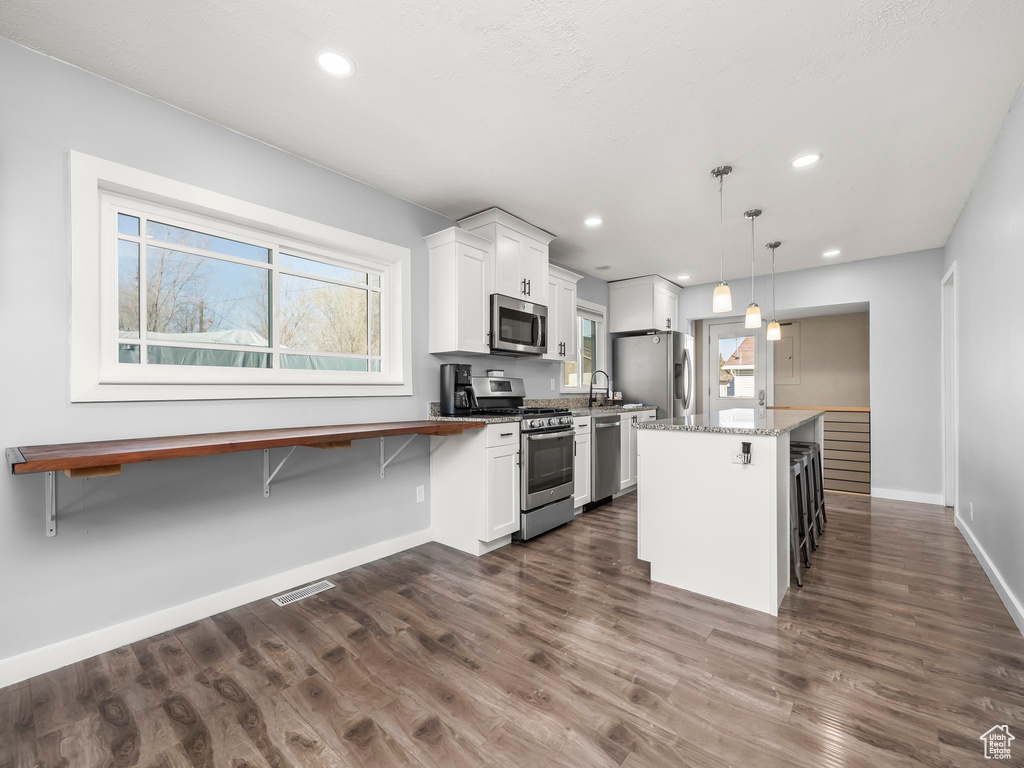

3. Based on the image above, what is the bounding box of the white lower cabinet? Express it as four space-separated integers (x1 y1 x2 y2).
431 422 521 556
485 442 521 539
619 410 657 492
573 416 592 508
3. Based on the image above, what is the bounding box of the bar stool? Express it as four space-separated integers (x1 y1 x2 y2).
789 455 813 583
792 441 826 537
790 444 819 550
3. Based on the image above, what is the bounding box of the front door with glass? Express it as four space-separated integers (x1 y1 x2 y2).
707 321 767 412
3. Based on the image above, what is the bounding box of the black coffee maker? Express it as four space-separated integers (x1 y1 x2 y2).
439 363 476 416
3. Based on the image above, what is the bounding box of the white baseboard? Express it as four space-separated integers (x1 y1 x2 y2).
870 487 944 506
0 527 433 689
955 516 1024 638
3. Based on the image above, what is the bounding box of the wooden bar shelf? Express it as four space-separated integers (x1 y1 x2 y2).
6 420 484 537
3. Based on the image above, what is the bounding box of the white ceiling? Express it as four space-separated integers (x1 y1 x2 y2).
3 0 1024 285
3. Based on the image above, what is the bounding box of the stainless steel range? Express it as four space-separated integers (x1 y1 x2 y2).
467 374 576 541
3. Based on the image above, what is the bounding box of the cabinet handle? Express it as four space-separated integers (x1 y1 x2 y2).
667 318 672 328
526 279 531 295
521 278 527 295
500 432 514 437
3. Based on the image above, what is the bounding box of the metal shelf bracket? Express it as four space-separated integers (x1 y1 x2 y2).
263 446 297 498
45 471 56 537
380 435 417 479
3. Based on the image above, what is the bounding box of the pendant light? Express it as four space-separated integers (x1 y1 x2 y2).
711 165 733 313
743 209 762 328
765 241 782 341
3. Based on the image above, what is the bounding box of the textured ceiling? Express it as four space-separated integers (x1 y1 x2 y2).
3 0 1024 284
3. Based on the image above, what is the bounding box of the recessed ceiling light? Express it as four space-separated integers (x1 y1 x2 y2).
594 265 611 271
584 217 603 227
677 274 690 281
791 153 821 168
317 51 355 78
823 249 841 257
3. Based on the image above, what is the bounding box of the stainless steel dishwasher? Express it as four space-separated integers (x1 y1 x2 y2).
591 414 621 505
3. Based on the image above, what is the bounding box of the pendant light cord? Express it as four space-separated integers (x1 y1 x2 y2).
750 216 755 294
719 175 725 284
771 244 776 316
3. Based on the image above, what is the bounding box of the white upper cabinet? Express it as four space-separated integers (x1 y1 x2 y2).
609 276 683 333
425 227 491 355
653 283 679 331
522 238 550 304
543 264 582 362
458 208 555 305
493 227 526 299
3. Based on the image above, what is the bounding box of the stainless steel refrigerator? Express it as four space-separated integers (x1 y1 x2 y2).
612 332 695 419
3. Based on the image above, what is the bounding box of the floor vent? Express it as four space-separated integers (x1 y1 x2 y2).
272 579 335 606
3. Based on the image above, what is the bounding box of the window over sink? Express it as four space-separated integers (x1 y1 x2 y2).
562 299 607 393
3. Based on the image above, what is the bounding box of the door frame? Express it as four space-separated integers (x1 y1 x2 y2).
702 316 774 412
941 262 959 512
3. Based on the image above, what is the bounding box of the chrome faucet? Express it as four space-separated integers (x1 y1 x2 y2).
589 370 611 408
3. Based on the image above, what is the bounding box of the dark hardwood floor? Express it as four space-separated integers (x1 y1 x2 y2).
2 491 1022 767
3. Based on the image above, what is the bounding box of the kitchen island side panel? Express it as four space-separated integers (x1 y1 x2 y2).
638 429 779 614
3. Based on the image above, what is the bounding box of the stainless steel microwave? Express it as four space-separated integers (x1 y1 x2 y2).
490 294 547 356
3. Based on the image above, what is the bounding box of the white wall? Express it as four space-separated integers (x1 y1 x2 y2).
680 249 945 501
0 39 604 675
942 84 1024 633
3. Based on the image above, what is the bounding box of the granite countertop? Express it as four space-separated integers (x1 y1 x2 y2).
570 405 656 416
635 408 825 436
428 414 521 424
427 400 654 424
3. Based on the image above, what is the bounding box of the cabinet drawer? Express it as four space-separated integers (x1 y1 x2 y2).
486 423 520 448
573 417 591 435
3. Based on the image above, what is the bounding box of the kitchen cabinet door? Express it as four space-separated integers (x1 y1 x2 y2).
455 242 489 353
574 432 591 508
484 443 520 541
557 277 577 358
653 284 678 331
522 237 549 304
493 226 526 299
543 267 580 362
543 274 563 362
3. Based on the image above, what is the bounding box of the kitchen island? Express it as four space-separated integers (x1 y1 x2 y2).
635 408 824 615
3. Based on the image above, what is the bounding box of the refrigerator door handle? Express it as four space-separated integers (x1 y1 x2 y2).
681 349 692 411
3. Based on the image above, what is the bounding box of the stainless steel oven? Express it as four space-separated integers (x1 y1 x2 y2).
490 294 547 356
520 424 574 512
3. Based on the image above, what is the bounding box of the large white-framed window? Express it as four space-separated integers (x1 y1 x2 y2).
561 299 607 393
70 151 412 401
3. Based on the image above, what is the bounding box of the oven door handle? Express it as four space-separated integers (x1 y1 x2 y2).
525 431 573 441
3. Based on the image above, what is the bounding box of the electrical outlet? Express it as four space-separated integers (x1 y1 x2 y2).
731 442 753 465
416 485 425 503
970 501 974 521
550 378 556 392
